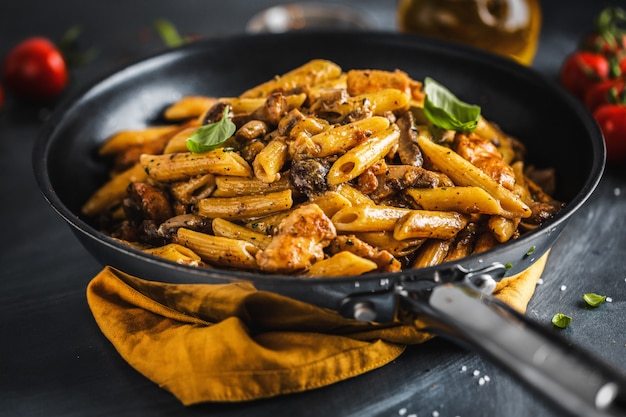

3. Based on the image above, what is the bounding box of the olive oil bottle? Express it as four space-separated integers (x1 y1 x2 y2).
397 0 542 65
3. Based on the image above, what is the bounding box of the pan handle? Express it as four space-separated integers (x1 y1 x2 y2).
399 283 626 417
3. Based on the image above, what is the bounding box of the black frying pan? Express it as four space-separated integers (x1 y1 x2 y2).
33 32 626 416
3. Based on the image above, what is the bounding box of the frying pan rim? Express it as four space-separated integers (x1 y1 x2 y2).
32 30 606 286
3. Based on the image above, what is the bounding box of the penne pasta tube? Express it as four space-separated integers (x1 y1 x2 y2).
211 218 272 249
81 163 148 217
164 96 218 120
304 251 378 277
198 189 293 220
293 116 390 158
332 205 410 232
253 138 288 183
488 215 521 243
393 210 469 240
244 211 292 235
355 231 425 257
177 228 259 269
406 186 516 217
417 130 531 219
327 125 400 186
335 183 375 206
169 174 216 204
163 126 199 154
140 149 252 182
411 238 453 268
212 175 292 197
241 59 342 98
143 243 203 266
309 191 352 218
98 126 180 155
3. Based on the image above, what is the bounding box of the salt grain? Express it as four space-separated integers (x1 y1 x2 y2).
478 377 486 385
460 365 467 372
536 278 544 285
408 414 417 417
432 411 440 417
560 285 567 291
614 188 621 196
607 297 613 303
484 375 491 382
399 408 407 415
473 370 480 376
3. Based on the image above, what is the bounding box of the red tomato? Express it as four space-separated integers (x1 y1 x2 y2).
584 78 625 111
559 52 610 99
581 32 626 57
2 37 68 101
593 104 626 163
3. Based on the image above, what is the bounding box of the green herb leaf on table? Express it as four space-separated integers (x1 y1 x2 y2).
583 292 607 307
423 77 481 132
551 313 573 329
186 106 235 153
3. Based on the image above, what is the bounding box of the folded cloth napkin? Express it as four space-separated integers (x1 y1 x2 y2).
86 252 548 405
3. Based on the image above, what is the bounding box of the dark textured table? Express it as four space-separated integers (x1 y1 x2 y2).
1 1 625 416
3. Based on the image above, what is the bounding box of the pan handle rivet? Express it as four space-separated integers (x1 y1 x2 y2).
353 301 377 322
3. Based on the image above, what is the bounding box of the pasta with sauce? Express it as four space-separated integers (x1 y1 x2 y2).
82 59 564 277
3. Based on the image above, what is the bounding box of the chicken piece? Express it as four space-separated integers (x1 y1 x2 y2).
346 69 415 98
454 133 516 190
328 234 402 273
255 204 337 273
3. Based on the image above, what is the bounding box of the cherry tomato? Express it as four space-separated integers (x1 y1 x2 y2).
559 51 610 99
593 104 626 164
581 32 626 57
584 78 625 111
2 37 68 101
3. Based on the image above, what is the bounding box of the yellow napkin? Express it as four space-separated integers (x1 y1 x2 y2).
86 252 548 405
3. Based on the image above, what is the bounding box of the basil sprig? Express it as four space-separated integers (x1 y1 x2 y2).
186 106 236 153
423 77 481 132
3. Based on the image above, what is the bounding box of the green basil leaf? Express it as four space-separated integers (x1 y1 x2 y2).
423 77 481 132
153 18 185 48
583 292 607 307
551 313 572 329
186 106 235 153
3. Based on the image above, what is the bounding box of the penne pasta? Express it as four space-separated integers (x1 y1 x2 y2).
140 149 252 182
164 96 218 120
176 227 259 269
241 59 342 98
332 205 410 232
327 125 400 186
416 128 532 219
85 59 562 277
197 189 293 220
98 126 180 155
304 251 378 277
292 116 390 158
143 243 203 266
211 218 273 249
253 138 288 183
393 210 469 240
169 174 216 204
212 175 292 197
406 186 515 217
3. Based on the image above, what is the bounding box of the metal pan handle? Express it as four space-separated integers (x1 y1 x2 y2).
399 283 626 417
